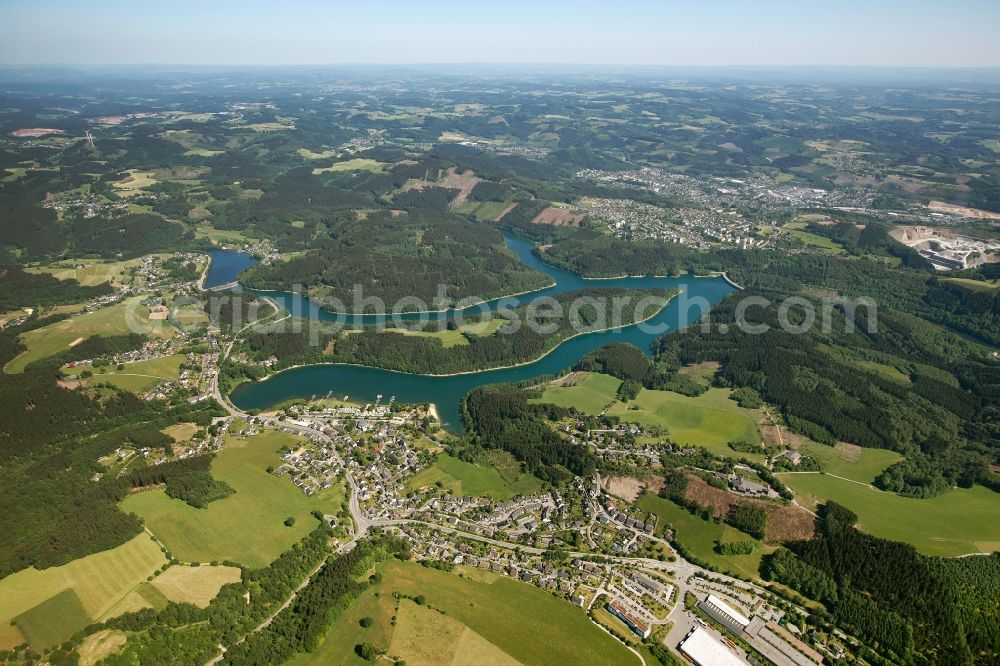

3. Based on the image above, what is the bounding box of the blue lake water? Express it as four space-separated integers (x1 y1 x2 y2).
218 235 734 430
203 250 257 289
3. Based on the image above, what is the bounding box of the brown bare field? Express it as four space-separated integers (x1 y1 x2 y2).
0 622 25 650
683 475 814 542
531 207 584 227
928 200 1000 220
404 166 482 207
151 565 241 608
603 475 663 502
76 629 126 666
10 128 64 138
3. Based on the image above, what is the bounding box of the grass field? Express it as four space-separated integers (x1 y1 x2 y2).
111 169 158 197
777 474 1000 557
162 422 200 442
0 533 167 649
70 353 186 392
636 493 769 580
796 442 902 484
121 431 345 567
288 560 635 666
26 257 144 286
783 222 845 254
296 148 338 160
150 565 241 607
606 386 762 455
14 589 90 650
943 277 1000 292
384 317 507 348
530 372 622 414
195 225 254 244
389 599 519 666
406 454 542 500
6 297 174 373
312 158 383 175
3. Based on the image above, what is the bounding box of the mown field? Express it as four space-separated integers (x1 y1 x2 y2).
312 158 384 175
388 317 507 348
25 257 145 287
67 353 186 392
796 441 903 484
0 533 166 650
6 297 174 372
406 454 542 500
636 492 771 580
606 386 762 454
776 474 1000 557
782 221 845 254
287 560 635 666
150 564 241 608
529 372 622 414
121 431 346 567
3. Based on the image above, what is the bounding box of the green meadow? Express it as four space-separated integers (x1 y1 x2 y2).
121 431 345 567
406 454 542 500
288 559 635 666
636 493 769 580
0 533 167 650
777 474 1000 557
606 386 762 455
529 372 622 414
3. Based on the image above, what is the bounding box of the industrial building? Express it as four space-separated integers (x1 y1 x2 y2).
678 627 748 666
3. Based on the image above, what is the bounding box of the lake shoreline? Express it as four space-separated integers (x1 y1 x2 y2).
228 292 677 397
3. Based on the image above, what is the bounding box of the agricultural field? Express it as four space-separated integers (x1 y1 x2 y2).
296 148 338 160
312 158 383 175
782 221 845 254
636 492 771 580
795 441 903 484
5 297 175 373
406 454 542 500
776 474 1000 557
120 431 346 567
606 386 762 455
288 559 635 666
110 169 158 197
529 372 622 414
25 257 145 287
68 353 186 392
0 533 167 650
150 564 241 607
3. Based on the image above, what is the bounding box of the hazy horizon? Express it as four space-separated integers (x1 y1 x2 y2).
2 0 999 68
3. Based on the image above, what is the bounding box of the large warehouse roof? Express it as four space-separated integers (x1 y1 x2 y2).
679 627 749 666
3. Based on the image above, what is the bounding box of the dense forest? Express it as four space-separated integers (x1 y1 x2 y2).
764 502 973 665
654 289 999 496
240 209 551 310
463 384 595 483
0 366 225 575
0 267 113 311
326 288 673 374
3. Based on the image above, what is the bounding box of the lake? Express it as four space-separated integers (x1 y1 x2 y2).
218 235 734 430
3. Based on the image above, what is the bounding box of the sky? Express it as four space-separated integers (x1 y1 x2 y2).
1 0 998 68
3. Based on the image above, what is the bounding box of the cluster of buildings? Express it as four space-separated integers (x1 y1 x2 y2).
457 139 550 160
690 593 825 666
273 443 342 496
